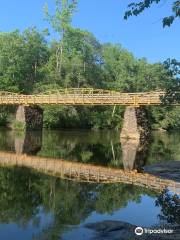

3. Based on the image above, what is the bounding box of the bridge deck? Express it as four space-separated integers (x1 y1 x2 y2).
0 89 166 106
0 151 179 194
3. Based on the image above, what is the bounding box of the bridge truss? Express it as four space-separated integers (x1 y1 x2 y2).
0 88 167 106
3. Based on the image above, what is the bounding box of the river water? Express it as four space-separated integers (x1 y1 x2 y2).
0 129 179 240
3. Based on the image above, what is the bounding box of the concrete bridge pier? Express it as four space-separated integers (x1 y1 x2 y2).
16 105 43 130
120 106 150 140
120 106 150 170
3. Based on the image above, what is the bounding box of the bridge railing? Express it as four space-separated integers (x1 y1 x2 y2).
0 89 166 106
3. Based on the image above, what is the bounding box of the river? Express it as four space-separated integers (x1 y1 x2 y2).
0 129 179 239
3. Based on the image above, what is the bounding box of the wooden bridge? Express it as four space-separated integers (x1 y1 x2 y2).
0 151 179 194
0 89 167 106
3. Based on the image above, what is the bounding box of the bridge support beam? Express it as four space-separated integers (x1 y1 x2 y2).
16 105 43 130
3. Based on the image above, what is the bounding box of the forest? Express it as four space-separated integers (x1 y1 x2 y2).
0 0 179 130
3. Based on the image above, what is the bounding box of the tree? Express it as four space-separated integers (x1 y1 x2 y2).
124 2 180 106
39 27 103 88
23 28 49 89
63 28 103 87
101 44 136 91
0 29 49 93
0 31 24 92
161 59 180 105
124 0 180 27
44 0 78 75
101 44 170 92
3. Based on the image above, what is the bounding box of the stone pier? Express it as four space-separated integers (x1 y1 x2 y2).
16 105 43 130
120 106 150 141
120 106 151 170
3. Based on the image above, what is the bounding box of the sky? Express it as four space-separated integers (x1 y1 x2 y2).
0 0 179 63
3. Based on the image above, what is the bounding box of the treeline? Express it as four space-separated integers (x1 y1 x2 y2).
0 27 179 130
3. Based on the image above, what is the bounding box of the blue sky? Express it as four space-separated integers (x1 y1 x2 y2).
0 0 179 63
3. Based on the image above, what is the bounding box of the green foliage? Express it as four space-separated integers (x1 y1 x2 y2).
43 106 80 129
0 26 178 130
44 0 78 35
160 107 180 129
0 113 7 125
0 107 8 126
43 105 124 129
150 107 180 130
44 0 78 76
80 151 93 162
156 189 180 224
124 1 180 27
147 131 180 164
11 120 26 131
102 44 170 92
0 0 178 130
161 59 180 105
0 28 49 93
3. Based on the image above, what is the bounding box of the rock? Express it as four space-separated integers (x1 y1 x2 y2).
85 220 136 240
144 161 180 182
85 220 180 240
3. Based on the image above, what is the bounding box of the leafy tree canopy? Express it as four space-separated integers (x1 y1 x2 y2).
124 0 180 27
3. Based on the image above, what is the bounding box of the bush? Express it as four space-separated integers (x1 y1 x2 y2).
0 112 8 126
43 105 124 130
12 121 26 131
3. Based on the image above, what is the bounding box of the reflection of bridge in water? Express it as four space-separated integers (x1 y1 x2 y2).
0 151 180 195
